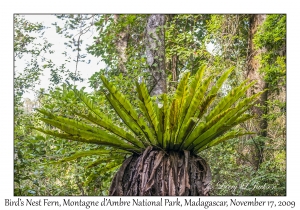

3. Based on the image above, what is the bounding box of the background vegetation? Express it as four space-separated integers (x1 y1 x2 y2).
14 14 286 196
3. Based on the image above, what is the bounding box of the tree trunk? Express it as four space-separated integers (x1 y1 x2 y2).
109 146 211 196
171 54 178 82
114 15 129 74
145 15 167 96
246 14 268 170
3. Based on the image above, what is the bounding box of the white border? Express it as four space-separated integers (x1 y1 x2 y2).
2 0 298 209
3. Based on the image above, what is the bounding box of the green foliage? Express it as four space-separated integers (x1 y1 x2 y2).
254 15 286 52
50 14 101 86
204 14 250 87
15 86 116 196
14 15 53 98
88 15 212 93
88 15 147 74
165 15 210 74
202 136 286 196
254 14 286 90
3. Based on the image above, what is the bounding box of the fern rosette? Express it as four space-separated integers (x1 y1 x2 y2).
34 66 263 195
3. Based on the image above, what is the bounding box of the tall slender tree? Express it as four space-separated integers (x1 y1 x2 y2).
246 14 268 170
145 14 167 96
114 15 129 74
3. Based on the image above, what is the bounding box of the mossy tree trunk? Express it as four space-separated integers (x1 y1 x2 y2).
113 15 129 74
246 14 268 170
145 14 167 96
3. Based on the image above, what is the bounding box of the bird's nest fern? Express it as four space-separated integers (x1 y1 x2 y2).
33 65 263 171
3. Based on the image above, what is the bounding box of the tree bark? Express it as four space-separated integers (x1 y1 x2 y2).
246 14 268 170
109 146 211 196
145 15 167 96
171 54 178 82
114 15 129 74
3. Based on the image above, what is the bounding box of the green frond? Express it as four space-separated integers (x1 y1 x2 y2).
136 82 162 146
187 96 261 152
177 75 214 134
183 108 232 149
36 108 55 118
225 91 265 126
101 75 157 146
43 89 143 149
73 89 143 147
161 93 171 149
50 149 129 164
178 89 263 152
176 66 206 134
205 80 255 122
97 160 123 176
187 107 241 151
197 130 255 152
100 75 140 121
209 67 234 96
169 98 179 149
170 72 191 148
74 111 145 149
186 75 214 120
177 93 217 150
86 156 124 168
105 93 156 146
33 119 141 153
